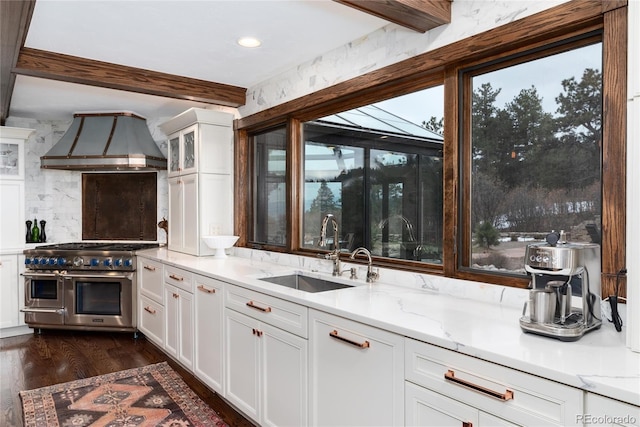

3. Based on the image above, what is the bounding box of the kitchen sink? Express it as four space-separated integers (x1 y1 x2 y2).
259 273 353 293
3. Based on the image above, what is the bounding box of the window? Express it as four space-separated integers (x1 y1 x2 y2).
301 87 444 263
252 127 287 246
461 38 603 275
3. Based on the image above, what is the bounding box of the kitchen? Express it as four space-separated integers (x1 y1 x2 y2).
1 0 640 426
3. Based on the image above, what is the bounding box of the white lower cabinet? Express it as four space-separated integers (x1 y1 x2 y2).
584 393 640 427
0 254 22 329
405 337 583 426
309 308 405 427
138 294 164 346
193 274 225 395
164 266 194 370
225 285 308 426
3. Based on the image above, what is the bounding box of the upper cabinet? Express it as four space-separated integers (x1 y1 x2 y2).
161 108 234 178
0 127 34 250
160 109 235 256
0 127 32 181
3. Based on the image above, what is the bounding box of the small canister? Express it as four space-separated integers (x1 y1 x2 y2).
529 289 556 323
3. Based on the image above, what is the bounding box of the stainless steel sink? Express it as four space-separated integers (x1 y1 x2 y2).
259 274 353 293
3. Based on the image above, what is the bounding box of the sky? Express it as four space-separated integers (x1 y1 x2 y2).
374 42 602 127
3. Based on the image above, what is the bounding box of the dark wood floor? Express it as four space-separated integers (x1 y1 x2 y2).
0 329 254 427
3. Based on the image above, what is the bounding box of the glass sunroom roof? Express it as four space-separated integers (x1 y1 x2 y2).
316 104 443 142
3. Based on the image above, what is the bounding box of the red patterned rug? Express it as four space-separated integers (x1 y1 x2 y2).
19 362 228 427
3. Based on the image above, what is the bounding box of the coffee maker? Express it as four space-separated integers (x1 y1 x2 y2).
520 232 602 341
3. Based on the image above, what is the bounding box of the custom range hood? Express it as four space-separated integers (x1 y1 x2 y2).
41 112 167 171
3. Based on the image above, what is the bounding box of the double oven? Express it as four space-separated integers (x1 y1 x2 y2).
22 242 158 332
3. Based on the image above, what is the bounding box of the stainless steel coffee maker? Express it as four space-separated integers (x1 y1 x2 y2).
520 232 602 341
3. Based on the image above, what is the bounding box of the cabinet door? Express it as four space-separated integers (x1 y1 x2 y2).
0 181 25 249
309 309 404 426
168 177 183 251
0 255 19 328
225 308 260 422
585 394 640 427
168 133 180 176
139 294 164 346
262 321 308 427
406 381 478 427
138 258 163 303
164 284 194 369
194 275 225 394
182 174 198 255
181 125 198 175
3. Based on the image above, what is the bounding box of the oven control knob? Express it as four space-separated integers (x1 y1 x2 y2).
123 259 133 268
73 256 84 267
115 258 123 267
25 258 32 265
32 257 40 265
44 257 53 266
104 258 112 267
57 257 66 266
90 258 100 267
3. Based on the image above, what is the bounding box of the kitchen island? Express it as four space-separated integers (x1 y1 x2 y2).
136 246 640 426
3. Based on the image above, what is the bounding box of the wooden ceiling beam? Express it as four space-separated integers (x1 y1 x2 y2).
0 0 36 125
14 47 247 108
334 0 451 33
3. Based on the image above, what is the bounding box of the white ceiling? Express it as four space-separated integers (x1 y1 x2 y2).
9 0 389 121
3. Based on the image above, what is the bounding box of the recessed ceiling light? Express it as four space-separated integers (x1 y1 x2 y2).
237 37 261 48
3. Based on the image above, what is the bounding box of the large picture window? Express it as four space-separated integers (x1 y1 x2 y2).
462 38 603 275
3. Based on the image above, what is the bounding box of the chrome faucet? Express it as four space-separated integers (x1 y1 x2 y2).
319 214 342 276
350 247 379 283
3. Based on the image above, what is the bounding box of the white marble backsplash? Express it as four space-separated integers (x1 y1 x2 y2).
234 247 529 309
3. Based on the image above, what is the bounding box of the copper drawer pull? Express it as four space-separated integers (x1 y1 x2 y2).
197 284 215 294
252 328 263 337
143 265 156 271
173 293 179 299
463 422 473 427
144 306 156 315
169 274 184 281
246 301 271 312
444 370 514 401
329 330 370 348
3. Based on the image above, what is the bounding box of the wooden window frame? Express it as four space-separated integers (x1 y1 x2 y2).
235 0 627 297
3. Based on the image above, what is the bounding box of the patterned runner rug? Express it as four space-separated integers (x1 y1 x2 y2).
19 361 228 427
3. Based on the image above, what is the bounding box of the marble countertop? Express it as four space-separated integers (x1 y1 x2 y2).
136 247 640 407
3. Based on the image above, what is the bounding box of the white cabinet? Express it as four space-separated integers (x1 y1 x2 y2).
0 126 33 251
164 265 194 369
584 393 640 426
404 337 583 426
194 274 225 395
225 284 308 426
137 257 164 346
160 108 234 256
0 254 20 328
309 308 405 427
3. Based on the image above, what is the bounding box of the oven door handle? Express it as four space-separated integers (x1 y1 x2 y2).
20 307 65 314
60 273 133 280
21 272 60 278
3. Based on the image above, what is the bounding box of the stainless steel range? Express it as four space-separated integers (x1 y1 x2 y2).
22 242 159 333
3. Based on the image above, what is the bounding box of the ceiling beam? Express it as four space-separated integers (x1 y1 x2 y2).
14 47 247 108
0 0 36 125
334 0 451 33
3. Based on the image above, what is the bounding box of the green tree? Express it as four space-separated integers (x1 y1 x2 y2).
422 116 444 135
474 221 501 249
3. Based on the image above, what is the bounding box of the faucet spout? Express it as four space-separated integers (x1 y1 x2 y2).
319 214 342 276
349 247 379 283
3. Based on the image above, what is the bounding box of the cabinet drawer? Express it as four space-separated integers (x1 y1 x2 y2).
164 265 193 293
405 338 583 426
225 284 308 338
138 258 163 303
585 394 640 426
139 294 164 346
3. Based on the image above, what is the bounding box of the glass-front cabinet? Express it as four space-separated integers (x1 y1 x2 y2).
168 124 198 177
